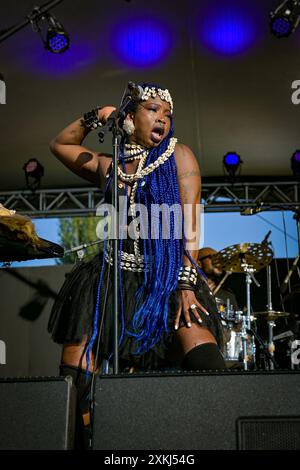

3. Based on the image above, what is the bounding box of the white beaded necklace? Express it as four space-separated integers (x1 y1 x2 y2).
118 137 177 183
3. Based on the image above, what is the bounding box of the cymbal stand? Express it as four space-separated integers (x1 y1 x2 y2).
241 262 260 370
266 264 276 370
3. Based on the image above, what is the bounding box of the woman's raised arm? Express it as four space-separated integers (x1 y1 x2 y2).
49 106 116 187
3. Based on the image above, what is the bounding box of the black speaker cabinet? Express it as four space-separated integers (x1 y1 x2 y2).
0 376 76 450
93 370 300 450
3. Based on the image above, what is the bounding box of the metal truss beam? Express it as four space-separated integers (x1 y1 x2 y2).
0 187 105 217
202 180 299 213
0 180 299 217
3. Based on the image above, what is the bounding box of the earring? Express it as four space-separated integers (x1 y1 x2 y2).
123 116 135 135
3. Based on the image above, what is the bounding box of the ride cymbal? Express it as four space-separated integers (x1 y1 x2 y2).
212 242 273 273
253 310 290 321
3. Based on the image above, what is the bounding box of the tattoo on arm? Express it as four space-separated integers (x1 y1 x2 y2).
183 183 189 204
177 170 201 180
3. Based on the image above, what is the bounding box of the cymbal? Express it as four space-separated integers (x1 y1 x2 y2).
212 242 273 273
0 214 64 262
0 235 64 262
254 310 290 320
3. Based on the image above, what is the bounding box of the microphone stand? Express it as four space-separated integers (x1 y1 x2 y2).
246 326 279 370
280 208 300 295
97 93 133 375
64 238 103 260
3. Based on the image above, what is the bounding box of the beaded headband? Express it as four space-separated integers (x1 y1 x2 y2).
140 86 174 114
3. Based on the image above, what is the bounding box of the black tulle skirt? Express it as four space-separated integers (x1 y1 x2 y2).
48 248 224 370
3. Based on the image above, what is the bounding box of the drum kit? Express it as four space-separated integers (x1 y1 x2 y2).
211 240 299 371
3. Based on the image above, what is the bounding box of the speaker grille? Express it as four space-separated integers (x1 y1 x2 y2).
237 417 300 450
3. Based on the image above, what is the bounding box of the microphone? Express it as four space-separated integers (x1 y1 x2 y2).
262 230 271 244
127 81 144 101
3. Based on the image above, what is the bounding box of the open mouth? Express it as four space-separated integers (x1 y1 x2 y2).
151 125 164 143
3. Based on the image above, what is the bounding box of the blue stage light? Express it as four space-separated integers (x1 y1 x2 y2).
196 1 260 56
291 150 300 175
112 17 173 67
270 17 293 37
45 14 70 53
270 0 300 38
47 31 69 54
223 152 242 177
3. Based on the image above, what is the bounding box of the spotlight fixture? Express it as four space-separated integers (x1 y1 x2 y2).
223 152 242 178
270 0 300 38
291 150 300 175
23 158 44 190
0 1 69 53
44 13 70 53
28 6 70 54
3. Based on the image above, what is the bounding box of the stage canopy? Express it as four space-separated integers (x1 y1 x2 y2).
0 0 300 191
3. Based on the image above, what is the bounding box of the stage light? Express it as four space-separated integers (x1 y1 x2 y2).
23 158 44 190
45 13 69 53
291 150 300 175
112 17 173 67
270 0 300 38
223 152 242 178
28 7 70 54
196 1 261 57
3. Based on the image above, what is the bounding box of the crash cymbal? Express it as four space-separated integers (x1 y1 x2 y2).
0 212 64 262
212 242 273 273
254 310 290 320
0 234 64 262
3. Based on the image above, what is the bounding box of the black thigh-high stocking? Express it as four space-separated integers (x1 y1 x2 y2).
60 364 93 450
182 343 226 371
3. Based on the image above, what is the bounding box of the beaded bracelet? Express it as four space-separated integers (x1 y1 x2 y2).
178 266 198 290
83 107 103 130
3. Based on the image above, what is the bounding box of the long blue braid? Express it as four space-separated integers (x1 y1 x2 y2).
126 116 184 354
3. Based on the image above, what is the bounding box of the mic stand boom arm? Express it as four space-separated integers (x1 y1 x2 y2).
280 208 300 295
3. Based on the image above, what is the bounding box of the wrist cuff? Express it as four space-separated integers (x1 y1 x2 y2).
83 107 103 130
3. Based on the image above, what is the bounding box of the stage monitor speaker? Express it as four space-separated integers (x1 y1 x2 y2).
0 376 76 450
93 370 300 450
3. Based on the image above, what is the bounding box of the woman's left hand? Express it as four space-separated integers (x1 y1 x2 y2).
174 289 210 330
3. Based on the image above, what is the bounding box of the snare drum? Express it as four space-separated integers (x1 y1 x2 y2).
223 311 256 367
224 329 256 366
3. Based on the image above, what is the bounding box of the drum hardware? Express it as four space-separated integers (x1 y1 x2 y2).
212 238 273 371
253 263 292 370
246 323 279 370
